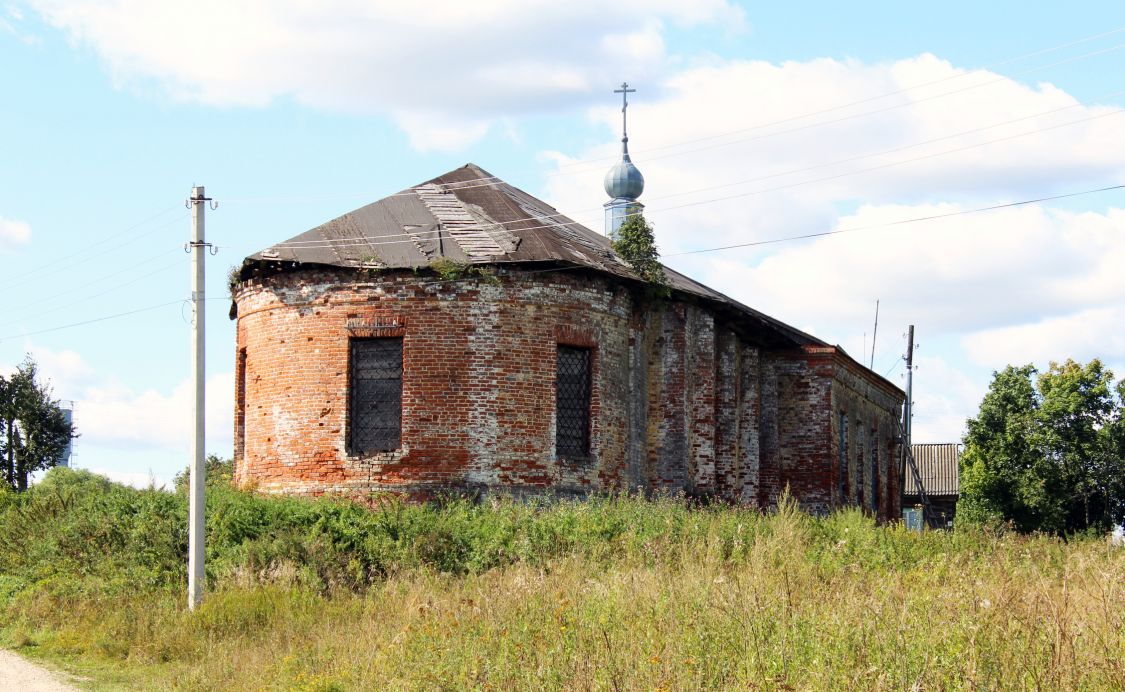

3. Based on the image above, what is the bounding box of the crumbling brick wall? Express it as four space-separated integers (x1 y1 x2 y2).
829 355 904 521
233 265 902 515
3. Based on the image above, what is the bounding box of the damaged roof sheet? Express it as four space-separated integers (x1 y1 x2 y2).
906 443 961 496
245 163 828 349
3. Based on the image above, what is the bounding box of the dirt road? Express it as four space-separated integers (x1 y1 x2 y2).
0 649 77 691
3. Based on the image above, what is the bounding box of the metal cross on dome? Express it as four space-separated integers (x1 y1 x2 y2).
614 82 635 140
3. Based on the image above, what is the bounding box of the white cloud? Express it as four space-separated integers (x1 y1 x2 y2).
0 216 31 248
543 54 1125 245
85 466 166 489
16 344 233 456
962 307 1125 368
1 3 39 44
77 371 234 454
689 204 1125 339
27 0 744 149
25 346 96 388
909 354 987 444
535 55 1125 446
393 112 491 153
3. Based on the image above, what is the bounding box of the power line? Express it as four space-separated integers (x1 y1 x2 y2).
240 107 1125 255
11 181 1122 342
651 91 1125 204
1 248 182 320
0 206 181 291
650 107 1125 215
16 34 1124 326
0 300 183 342
220 88 1125 252
222 174 504 204
217 29 1125 207
4 256 184 324
554 39 1125 174
665 183 1125 257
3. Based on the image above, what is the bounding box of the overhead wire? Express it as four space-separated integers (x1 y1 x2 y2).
664 183 1125 257
0 212 186 295
883 357 904 378
647 91 1125 203
2 248 183 320
649 107 1125 215
217 28 1125 208
11 181 1124 343
552 40 1125 174
240 105 1125 255
13 30 1125 338
554 25 1125 171
0 300 184 342
0 206 182 291
5 256 185 324
236 79 1125 253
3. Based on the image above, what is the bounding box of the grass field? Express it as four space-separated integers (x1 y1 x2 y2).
1 467 1122 690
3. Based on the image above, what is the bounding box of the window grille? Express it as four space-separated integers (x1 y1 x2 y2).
556 345 591 459
349 337 402 454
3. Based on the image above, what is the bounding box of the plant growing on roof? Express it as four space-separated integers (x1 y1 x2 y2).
428 258 500 286
227 264 242 298
611 213 669 298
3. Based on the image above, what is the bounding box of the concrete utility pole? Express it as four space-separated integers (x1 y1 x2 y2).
187 185 211 611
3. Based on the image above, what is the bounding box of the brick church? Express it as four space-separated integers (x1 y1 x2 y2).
230 104 905 518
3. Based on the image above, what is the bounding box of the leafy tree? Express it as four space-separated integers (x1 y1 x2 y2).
611 213 669 298
173 454 234 493
960 359 1125 533
0 357 75 492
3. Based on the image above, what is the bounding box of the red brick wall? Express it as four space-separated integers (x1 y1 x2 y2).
235 268 634 498
233 266 902 512
828 352 904 521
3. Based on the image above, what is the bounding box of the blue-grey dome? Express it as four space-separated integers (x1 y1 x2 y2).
604 141 644 200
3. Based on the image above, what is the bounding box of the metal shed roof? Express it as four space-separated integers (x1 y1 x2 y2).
905 443 960 496
243 163 863 355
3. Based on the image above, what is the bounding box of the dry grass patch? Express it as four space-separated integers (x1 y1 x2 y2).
1 471 1123 689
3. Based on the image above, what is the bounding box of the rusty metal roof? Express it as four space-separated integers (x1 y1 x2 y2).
243 164 842 351
905 443 960 496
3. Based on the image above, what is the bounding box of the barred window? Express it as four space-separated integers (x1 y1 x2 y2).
349 337 402 454
556 345 592 459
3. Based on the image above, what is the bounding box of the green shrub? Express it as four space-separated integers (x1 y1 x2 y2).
1 467 1121 690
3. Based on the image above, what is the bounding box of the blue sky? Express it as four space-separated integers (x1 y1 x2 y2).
2 1 1124 487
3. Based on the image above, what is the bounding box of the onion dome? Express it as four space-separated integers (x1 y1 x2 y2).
604 139 645 200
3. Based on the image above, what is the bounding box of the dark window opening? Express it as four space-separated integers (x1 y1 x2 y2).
349 337 402 454
855 418 864 506
556 345 592 459
235 348 247 460
838 412 848 503
870 428 879 514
